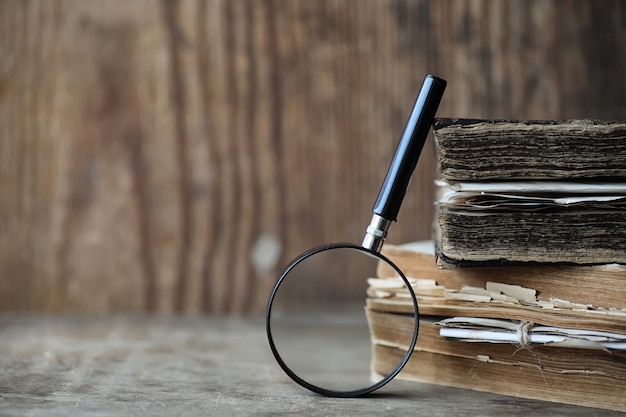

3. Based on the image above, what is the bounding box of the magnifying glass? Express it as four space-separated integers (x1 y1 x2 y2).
266 74 447 397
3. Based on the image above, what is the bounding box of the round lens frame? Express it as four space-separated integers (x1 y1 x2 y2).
266 243 420 397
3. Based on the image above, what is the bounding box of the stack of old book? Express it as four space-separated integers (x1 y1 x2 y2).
366 119 626 411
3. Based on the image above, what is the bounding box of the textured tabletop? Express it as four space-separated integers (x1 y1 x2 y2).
0 316 622 417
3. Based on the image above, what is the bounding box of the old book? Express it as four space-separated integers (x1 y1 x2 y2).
377 242 626 311
432 118 626 267
366 312 626 411
435 181 626 267
366 242 626 410
433 118 626 181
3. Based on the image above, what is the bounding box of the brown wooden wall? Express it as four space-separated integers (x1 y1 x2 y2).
1 0 625 314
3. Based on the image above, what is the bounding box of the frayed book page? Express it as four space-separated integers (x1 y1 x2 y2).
437 317 626 351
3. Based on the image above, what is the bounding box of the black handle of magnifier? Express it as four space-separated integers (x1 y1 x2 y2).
362 74 446 252
373 74 446 221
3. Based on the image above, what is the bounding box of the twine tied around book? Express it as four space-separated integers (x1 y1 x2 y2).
515 321 534 348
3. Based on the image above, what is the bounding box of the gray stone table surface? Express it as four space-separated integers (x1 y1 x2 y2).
0 315 623 417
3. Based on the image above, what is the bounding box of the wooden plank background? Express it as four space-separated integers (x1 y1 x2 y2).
1 0 625 314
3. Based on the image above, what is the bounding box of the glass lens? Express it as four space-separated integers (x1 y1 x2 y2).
266 244 419 396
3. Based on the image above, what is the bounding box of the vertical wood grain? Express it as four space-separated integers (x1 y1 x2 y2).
0 0 625 314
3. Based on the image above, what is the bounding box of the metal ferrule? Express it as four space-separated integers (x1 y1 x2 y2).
361 214 392 253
